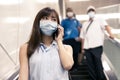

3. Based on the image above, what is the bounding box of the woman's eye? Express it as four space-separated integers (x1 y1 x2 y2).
43 17 48 20
45 17 48 20
52 18 57 21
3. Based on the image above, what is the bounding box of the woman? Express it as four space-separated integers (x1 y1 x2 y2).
19 7 74 80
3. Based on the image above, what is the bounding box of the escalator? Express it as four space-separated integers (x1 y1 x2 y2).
69 57 89 80
7 39 119 80
9 54 118 80
69 39 119 80
69 53 118 80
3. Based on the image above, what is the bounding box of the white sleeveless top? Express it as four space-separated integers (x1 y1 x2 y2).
29 41 69 80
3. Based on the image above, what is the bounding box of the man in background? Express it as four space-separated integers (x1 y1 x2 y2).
61 7 82 71
80 6 114 80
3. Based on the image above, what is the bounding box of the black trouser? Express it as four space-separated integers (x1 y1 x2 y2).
85 46 107 80
63 38 81 70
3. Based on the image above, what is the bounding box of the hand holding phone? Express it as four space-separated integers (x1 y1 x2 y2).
55 25 64 42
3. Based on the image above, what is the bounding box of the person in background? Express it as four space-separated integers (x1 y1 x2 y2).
18 7 74 80
80 6 114 80
61 7 82 71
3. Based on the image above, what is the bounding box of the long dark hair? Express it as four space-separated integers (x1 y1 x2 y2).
27 7 60 58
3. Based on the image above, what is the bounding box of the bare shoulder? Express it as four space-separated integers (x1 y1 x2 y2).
63 44 73 56
19 43 28 56
64 44 72 51
20 43 28 49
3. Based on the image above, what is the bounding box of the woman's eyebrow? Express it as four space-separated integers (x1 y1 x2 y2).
51 16 56 18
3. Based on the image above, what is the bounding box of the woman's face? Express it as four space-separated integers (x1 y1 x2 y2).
39 12 58 36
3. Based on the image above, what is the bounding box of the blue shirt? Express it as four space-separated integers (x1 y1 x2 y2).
61 18 82 40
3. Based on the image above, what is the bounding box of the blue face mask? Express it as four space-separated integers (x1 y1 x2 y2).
40 20 58 36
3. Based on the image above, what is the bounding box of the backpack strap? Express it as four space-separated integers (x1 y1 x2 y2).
86 20 93 34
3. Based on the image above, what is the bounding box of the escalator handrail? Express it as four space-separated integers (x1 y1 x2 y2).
102 53 118 80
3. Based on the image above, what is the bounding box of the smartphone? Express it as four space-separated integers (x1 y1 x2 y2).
55 28 59 37
53 28 58 39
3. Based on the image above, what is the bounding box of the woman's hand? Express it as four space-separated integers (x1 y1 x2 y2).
55 25 74 70
55 25 64 42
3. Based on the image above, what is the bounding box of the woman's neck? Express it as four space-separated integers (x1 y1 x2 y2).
42 36 53 46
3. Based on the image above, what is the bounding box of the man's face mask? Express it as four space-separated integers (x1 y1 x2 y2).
88 11 95 18
67 12 74 17
40 20 57 36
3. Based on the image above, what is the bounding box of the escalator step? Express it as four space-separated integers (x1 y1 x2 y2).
70 71 88 75
69 58 90 80
77 67 88 71
71 75 89 79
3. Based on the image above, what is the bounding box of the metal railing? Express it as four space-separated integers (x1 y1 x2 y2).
0 43 16 65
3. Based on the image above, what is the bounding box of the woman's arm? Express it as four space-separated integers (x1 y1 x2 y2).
56 25 74 70
19 44 28 80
